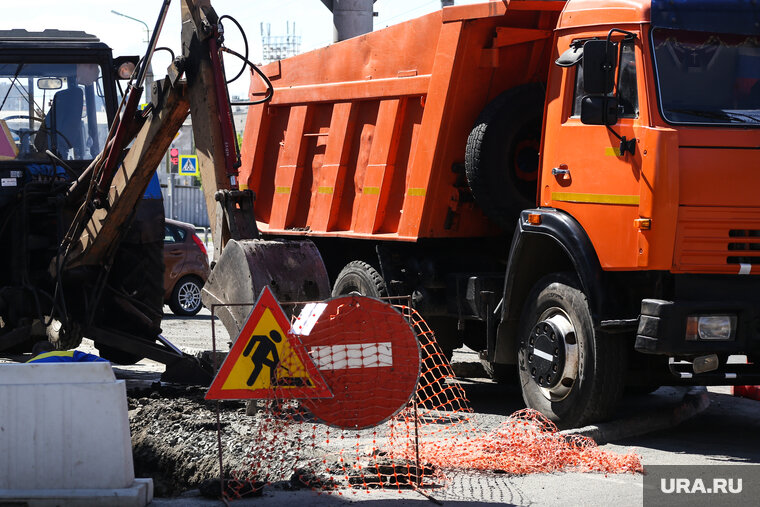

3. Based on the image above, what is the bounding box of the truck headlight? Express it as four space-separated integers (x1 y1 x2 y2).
685 315 737 341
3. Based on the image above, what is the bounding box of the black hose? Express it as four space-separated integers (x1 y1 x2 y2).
219 15 249 84
155 46 176 61
220 47 274 105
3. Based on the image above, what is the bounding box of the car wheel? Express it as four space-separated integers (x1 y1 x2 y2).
169 275 204 316
517 273 625 428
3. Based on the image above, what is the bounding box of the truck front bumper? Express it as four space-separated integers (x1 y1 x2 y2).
636 298 760 357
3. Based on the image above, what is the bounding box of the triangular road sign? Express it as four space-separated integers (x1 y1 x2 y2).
205 287 332 400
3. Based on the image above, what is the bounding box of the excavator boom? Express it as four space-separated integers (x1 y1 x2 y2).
55 0 329 378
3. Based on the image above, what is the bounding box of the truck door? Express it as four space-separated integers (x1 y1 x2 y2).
541 36 645 269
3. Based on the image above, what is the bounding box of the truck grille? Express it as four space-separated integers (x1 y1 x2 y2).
727 229 760 265
674 207 760 273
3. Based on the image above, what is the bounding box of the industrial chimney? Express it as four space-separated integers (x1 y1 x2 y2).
320 0 375 42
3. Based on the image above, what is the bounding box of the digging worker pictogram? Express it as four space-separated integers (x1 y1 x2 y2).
243 330 283 386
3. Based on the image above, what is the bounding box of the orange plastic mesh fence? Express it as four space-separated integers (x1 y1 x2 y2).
221 304 642 499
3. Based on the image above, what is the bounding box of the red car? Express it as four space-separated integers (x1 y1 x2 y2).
164 218 210 315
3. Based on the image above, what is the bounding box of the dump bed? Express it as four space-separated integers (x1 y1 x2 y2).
240 0 564 241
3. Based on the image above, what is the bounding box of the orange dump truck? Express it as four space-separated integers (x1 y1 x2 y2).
239 0 760 426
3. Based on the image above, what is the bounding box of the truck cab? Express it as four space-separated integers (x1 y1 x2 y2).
500 0 760 425
0 30 120 164
0 30 164 361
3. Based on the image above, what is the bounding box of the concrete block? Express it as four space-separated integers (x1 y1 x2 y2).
0 362 151 506
0 478 153 507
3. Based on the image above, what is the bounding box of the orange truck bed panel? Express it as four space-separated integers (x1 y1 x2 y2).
240 1 564 241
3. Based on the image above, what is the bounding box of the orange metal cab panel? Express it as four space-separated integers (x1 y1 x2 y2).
240 1 564 241
541 19 665 272
544 0 760 274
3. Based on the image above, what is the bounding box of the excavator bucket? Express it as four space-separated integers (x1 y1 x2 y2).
201 238 331 338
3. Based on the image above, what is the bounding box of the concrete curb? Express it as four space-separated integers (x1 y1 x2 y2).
559 387 711 445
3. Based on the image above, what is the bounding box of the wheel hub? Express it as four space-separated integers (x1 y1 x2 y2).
527 320 565 388
179 282 201 311
523 308 580 401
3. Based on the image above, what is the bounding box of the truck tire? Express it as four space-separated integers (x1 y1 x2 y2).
331 261 387 298
465 83 545 229
331 261 463 359
517 273 625 428
169 275 204 316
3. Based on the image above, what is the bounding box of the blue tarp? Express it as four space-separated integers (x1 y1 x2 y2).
143 173 162 199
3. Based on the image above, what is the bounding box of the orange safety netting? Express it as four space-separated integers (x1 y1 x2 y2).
219 302 642 499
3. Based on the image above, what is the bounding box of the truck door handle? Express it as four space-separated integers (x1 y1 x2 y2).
552 164 570 180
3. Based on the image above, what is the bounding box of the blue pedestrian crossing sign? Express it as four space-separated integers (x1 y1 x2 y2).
179 155 198 176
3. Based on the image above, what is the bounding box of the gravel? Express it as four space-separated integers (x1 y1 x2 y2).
128 386 246 497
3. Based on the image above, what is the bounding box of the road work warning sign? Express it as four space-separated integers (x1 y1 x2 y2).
205 287 331 400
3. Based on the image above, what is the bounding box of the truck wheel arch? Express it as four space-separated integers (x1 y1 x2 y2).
494 209 607 364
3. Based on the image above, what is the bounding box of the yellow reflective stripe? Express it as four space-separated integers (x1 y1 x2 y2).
363 186 380 195
605 147 622 156
317 187 334 194
275 186 291 194
552 192 639 205
407 188 426 197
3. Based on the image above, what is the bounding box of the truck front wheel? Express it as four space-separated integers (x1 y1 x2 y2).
517 273 625 428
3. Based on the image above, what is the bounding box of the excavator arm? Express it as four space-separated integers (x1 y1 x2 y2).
55 0 329 381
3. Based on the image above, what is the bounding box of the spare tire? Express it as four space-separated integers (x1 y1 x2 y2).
465 83 545 229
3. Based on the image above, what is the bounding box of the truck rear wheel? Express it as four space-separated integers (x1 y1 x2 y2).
465 83 544 229
331 260 387 298
517 273 625 428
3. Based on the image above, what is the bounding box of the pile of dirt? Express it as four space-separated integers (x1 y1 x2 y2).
128 385 251 497
128 385 351 498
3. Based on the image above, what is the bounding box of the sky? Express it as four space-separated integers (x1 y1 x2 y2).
4 0 484 98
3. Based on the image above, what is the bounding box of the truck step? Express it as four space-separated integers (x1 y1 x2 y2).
668 362 760 385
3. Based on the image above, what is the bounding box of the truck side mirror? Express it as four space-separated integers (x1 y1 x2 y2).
580 95 618 125
583 40 617 94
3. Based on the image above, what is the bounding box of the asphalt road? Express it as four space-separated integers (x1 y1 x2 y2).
142 307 760 505
7 307 756 506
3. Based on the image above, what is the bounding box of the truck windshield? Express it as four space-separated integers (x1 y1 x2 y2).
651 28 760 126
0 62 108 161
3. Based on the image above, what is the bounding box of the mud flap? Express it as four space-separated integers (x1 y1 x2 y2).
201 239 330 338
